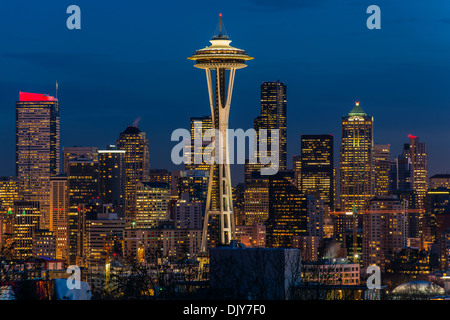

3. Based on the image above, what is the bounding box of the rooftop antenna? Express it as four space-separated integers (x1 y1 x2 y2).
213 13 229 39
55 81 58 100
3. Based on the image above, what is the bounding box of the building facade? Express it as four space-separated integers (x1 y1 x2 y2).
301 134 334 210
50 174 68 260
98 147 126 213
116 126 150 227
265 171 307 248
340 102 374 212
16 92 60 230
363 196 409 272
135 182 170 229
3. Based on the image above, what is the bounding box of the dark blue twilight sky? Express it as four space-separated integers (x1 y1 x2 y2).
0 0 449 185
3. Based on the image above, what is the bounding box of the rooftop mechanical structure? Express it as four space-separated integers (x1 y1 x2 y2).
188 14 253 252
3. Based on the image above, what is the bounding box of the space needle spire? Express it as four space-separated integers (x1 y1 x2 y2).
188 14 253 252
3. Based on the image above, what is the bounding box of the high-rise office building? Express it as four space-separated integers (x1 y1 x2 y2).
0 177 23 243
117 126 150 227
232 183 246 226
306 195 325 239
98 146 126 213
50 174 68 260
331 211 362 261
265 171 307 248
135 182 170 229
79 202 124 267
363 196 409 272
243 179 269 226
292 155 301 190
390 155 414 191
67 158 99 264
0 177 23 215
374 144 391 196
403 135 428 209
247 81 287 180
259 81 287 171
16 92 60 230
423 188 450 249
63 146 98 174
185 116 213 172
12 200 41 259
389 154 419 238
340 102 374 212
176 170 209 203
301 134 334 210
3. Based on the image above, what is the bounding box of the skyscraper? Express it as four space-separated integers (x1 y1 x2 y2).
243 179 269 226
67 158 99 264
0 177 23 216
404 135 428 209
292 155 302 190
116 126 150 227
363 196 409 272
172 200 203 229
390 155 413 192
16 92 60 230
340 102 374 212
247 81 287 180
135 182 170 229
259 81 287 170
63 146 98 174
265 171 307 248
98 146 126 213
12 200 41 259
79 202 124 267
0 177 23 244
185 116 213 172
374 144 391 196
50 174 68 260
177 170 209 203
300 134 334 210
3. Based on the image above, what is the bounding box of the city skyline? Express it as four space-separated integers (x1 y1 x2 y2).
2 1 450 303
0 1 449 185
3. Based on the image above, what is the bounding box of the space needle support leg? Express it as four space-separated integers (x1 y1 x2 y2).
201 68 216 253
217 67 236 245
224 68 236 242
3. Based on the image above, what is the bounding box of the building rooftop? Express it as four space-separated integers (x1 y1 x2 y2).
348 101 367 117
19 92 57 102
121 126 141 135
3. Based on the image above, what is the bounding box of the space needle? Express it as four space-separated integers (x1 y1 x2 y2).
188 14 253 252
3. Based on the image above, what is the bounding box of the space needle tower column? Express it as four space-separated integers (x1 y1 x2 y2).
188 14 253 252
